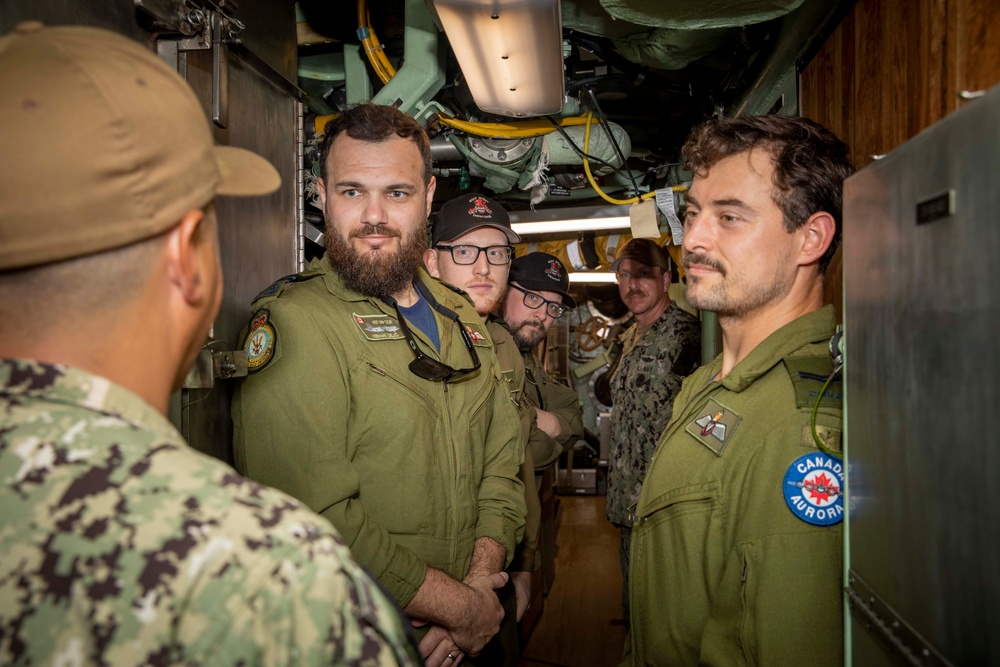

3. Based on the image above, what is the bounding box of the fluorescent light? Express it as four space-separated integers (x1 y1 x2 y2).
510 217 631 235
432 0 565 117
508 204 632 236
568 272 617 283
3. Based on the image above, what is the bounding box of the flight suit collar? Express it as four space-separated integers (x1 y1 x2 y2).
710 305 837 394
311 254 485 361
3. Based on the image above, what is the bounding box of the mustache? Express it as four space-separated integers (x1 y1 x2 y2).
683 252 726 276
349 223 401 239
625 289 646 299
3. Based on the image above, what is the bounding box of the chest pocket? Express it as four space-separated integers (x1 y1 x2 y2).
635 480 720 525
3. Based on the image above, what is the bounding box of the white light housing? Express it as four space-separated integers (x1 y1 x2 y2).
509 204 632 236
432 0 565 117
568 272 617 283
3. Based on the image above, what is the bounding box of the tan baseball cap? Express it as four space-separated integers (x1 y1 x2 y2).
0 22 281 270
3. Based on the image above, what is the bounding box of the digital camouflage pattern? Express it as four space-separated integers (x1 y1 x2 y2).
606 303 701 526
0 359 419 666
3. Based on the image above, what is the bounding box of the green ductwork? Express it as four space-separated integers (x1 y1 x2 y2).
371 0 446 124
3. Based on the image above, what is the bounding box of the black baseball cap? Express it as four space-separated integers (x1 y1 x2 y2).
431 193 520 246
610 238 670 272
509 252 577 308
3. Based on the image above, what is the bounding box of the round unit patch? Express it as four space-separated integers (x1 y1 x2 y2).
245 311 276 372
783 452 844 526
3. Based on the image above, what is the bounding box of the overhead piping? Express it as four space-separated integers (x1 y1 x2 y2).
356 0 395 84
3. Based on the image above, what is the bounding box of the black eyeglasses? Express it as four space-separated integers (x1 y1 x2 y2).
434 244 514 266
509 283 567 319
384 291 481 382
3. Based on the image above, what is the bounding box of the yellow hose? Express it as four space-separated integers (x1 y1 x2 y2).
357 0 395 84
580 112 687 209
436 115 594 138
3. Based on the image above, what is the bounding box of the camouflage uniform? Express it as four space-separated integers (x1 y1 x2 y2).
0 359 419 666
606 303 700 621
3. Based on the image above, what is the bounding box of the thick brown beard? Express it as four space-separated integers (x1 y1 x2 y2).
510 318 547 352
326 222 429 297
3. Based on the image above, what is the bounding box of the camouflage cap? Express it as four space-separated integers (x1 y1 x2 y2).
0 22 281 271
610 238 670 272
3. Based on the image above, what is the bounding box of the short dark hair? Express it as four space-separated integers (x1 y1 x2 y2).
682 115 854 272
318 103 432 186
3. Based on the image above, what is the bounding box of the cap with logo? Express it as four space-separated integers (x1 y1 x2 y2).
431 193 521 246
609 238 670 272
0 22 281 271
508 252 577 308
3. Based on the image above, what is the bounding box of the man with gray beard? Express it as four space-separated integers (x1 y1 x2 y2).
233 104 525 667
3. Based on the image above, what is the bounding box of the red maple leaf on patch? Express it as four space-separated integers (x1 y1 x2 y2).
804 472 839 505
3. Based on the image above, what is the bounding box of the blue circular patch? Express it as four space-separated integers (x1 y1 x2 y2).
783 452 844 526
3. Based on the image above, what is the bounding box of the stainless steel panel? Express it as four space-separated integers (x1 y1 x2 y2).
181 44 299 464
844 83 1000 666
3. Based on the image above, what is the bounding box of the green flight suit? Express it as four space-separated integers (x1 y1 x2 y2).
232 256 525 608
477 317 539 667
623 306 844 666
520 351 584 471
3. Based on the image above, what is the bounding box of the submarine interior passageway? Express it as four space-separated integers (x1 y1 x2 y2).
3 0 999 664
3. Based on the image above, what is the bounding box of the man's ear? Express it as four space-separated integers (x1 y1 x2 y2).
164 209 208 305
798 211 836 267
660 267 672 292
424 175 437 219
317 178 327 208
424 247 441 278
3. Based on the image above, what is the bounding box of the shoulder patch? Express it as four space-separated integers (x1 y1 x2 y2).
783 452 844 525
783 356 842 410
244 309 277 373
685 397 741 456
353 312 405 341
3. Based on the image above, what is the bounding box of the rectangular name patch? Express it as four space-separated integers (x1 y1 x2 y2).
353 313 404 341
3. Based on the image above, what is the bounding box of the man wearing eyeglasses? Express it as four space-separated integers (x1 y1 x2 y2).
233 104 525 667
424 193 540 665
501 253 585 476
604 238 701 627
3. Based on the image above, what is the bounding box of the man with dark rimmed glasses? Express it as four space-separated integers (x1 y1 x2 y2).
232 104 525 667
501 253 584 477
425 194 540 666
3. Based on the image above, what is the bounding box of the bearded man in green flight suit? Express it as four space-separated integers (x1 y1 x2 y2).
424 193 540 667
232 104 525 667
622 115 854 666
501 253 585 474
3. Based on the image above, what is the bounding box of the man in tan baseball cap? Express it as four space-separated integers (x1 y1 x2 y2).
0 23 419 665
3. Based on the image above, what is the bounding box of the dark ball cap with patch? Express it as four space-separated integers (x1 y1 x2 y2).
431 193 520 246
509 252 577 308
610 238 670 272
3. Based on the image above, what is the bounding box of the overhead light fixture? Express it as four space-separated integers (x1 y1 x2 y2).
509 204 632 236
432 0 565 117
568 272 617 284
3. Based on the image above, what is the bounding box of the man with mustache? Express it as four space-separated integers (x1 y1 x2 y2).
604 238 700 627
501 253 584 476
424 193 538 665
621 115 853 666
233 104 525 667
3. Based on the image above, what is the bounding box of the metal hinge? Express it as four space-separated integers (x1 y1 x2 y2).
182 348 249 389
846 570 954 667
